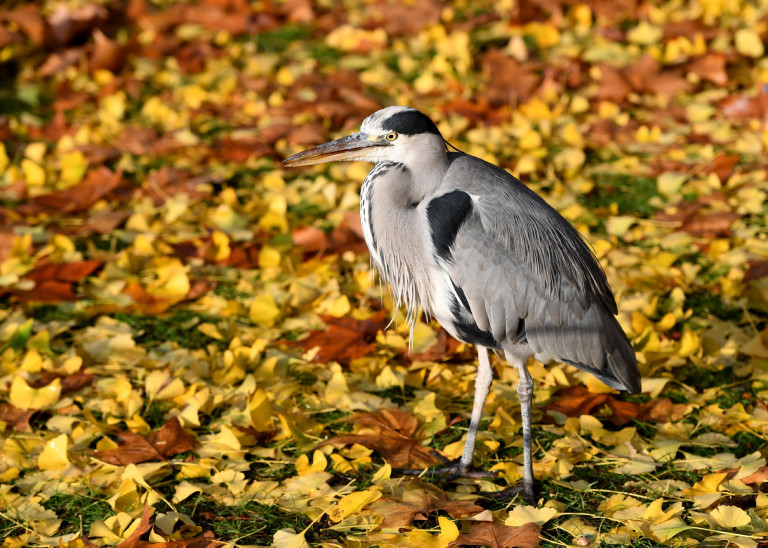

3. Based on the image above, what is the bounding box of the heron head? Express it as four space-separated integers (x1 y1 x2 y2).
283 106 446 167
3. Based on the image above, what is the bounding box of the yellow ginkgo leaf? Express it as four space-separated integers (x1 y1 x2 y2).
371 463 392 484
505 505 559 527
406 516 459 548
710 505 751 529
249 388 274 432
735 29 764 58
271 528 310 548
9 376 61 410
249 294 281 328
146 258 190 301
38 433 70 471
327 489 382 523
295 450 327 476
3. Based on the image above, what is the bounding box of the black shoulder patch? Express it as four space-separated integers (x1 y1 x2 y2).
426 190 473 262
383 110 442 136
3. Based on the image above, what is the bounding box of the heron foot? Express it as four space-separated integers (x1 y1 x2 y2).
392 453 500 480
483 479 538 506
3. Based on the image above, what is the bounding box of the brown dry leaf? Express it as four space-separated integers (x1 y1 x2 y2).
48 3 108 48
320 408 437 468
115 503 153 548
92 417 197 465
639 398 689 423
745 259 768 282
289 311 387 363
681 212 739 237
721 86 768 119
134 531 220 548
13 280 77 302
373 480 484 529
709 153 739 183
13 259 102 302
142 166 213 205
627 55 691 96
594 65 632 102
93 431 163 465
742 465 768 485
147 417 198 456
123 282 174 315
75 210 131 235
3 6 50 47
449 521 541 548
32 369 96 394
543 386 609 418
22 167 124 215
688 54 728 86
26 259 103 284
363 0 442 36
90 29 127 73
0 403 35 432
480 50 541 106
292 226 329 253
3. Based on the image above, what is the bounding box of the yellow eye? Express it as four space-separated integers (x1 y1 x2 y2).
385 132 398 141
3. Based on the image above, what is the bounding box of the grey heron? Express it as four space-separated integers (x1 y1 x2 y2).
284 106 640 504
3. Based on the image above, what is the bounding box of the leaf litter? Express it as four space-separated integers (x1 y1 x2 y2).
3 0 768 546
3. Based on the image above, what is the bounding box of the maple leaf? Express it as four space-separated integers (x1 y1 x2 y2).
288 311 387 363
320 409 437 468
92 417 197 465
449 522 541 548
372 480 484 530
543 386 609 418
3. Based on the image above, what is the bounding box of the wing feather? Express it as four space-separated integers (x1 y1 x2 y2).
433 153 639 393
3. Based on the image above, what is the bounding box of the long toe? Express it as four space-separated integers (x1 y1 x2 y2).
483 479 539 506
392 459 499 480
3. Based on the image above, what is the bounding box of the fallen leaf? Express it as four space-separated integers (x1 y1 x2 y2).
0 403 35 432
450 522 541 548
92 417 197 465
287 311 387 363
320 409 437 468
21 166 124 215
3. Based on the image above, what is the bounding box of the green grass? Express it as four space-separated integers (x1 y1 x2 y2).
113 310 227 350
174 496 345 544
256 25 312 53
580 173 659 217
42 492 115 537
685 289 744 323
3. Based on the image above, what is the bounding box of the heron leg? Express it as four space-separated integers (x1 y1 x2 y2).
394 345 496 480
459 345 494 469
516 359 536 505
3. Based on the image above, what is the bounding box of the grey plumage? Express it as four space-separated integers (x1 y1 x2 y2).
284 106 640 504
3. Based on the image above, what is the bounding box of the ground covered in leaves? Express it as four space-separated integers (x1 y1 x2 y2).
2 0 768 546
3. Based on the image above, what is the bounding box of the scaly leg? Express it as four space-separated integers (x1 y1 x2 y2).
458 345 494 470
516 360 536 505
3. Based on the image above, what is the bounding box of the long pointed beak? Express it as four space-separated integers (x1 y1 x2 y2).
283 132 386 167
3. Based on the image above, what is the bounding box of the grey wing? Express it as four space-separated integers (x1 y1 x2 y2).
436 191 640 394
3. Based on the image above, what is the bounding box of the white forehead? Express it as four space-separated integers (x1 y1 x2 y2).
360 106 414 133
